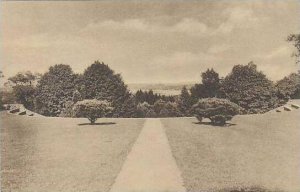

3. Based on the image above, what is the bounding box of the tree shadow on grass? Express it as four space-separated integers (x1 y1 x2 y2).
193 121 236 127
78 122 116 126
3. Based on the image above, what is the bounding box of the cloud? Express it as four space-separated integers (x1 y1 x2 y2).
214 6 265 34
255 45 294 60
253 45 298 81
265 46 293 59
81 6 266 39
81 18 209 37
151 51 215 68
7 33 50 49
141 51 228 83
171 18 208 34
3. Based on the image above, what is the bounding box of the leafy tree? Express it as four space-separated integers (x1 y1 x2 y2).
13 85 35 110
287 33 300 64
202 68 221 96
178 86 193 116
8 71 36 86
221 62 279 114
80 61 134 117
35 64 78 116
73 99 113 124
7 71 38 110
115 95 138 118
190 68 222 102
276 72 300 99
190 84 205 103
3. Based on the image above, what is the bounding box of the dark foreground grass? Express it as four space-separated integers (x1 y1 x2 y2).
161 111 300 192
1 113 145 192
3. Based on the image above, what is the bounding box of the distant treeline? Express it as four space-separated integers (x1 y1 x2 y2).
135 90 176 105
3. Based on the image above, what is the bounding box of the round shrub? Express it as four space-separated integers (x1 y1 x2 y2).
73 99 113 124
191 98 241 125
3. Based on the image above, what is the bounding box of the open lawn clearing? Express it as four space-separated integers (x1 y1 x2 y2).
1 113 145 192
161 111 300 192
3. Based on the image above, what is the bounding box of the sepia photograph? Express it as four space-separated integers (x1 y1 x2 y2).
0 0 300 192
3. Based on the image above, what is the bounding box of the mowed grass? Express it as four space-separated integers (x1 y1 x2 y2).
1 113 145 192
161 111 300 192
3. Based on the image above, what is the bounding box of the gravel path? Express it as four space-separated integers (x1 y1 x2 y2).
110 118 186 192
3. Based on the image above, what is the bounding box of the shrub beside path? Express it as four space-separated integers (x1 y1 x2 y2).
110 118 186 192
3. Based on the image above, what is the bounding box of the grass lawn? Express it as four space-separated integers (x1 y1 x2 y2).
1 113 145 192
161 111 300 192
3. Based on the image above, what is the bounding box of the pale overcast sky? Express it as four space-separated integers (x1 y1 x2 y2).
1 0 299 83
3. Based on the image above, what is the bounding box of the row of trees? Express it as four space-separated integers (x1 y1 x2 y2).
1 61 300 117
179 62 300 115
135 90 175 105
33 61 137 117
0 62 136 117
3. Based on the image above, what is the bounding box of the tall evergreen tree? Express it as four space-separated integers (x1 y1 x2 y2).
80 61 135 117
190 68 222 102
178 86 193 116
201 68 221 97
35 64 77 116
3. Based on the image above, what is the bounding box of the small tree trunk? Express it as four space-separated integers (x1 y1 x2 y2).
89 117 96 124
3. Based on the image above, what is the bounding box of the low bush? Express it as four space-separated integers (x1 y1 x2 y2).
73 99 113 124
191 98 241 125
136 102 156 118
154 100 182 117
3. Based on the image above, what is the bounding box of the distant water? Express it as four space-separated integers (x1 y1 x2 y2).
127 83 195 96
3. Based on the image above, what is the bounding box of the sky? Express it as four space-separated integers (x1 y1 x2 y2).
1 0 300 84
